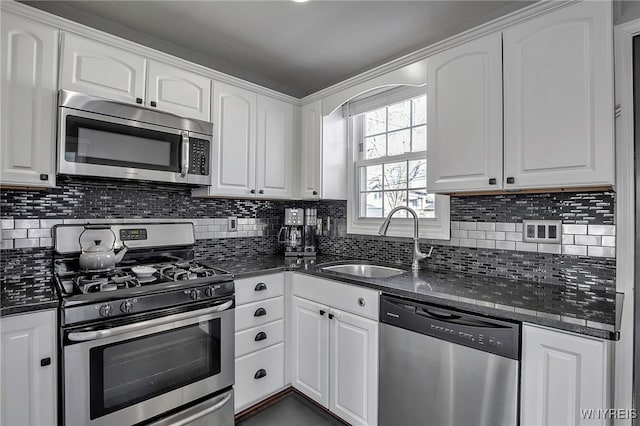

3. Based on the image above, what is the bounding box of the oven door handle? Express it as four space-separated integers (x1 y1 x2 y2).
67 299 233 342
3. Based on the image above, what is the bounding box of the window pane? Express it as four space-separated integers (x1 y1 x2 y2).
360 165 382 191
388 100 411 131
409 191 435 218
364 108 386 136
364 135 385 159
383 191 408 217
412 125 427 152
408 159 426 189
412 95 427 125
387 129 410 156
383 161 407 190
361 192 383 217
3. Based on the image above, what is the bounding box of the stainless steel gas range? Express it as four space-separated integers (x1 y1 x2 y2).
52 222 235 426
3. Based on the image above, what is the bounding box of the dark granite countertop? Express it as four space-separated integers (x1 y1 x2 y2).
210 254 621 340
1 276 58 317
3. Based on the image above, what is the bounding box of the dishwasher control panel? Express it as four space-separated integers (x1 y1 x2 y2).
380 295 520 360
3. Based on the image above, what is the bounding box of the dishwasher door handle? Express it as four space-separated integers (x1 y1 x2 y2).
416 307 461 321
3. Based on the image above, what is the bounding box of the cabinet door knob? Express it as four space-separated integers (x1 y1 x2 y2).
254 369 267 379
136 98 143 104
319 310 326 316
328 313 334 320
39 174 49 181
40 357 51 367
358 297 366 307
255 332 268 342
254 307 267 317
259 189 264 194
312 190 318 196
250 189 256 194
506 177 515 184
254 282 267 291
150 101 157 107
488 178 497 185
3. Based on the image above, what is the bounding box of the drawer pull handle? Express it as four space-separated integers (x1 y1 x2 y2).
255 332 267 341
254 307 267 317
254 369 267 379
254 283 267 291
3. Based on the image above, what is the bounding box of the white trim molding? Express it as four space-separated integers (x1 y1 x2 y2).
613 17 638 426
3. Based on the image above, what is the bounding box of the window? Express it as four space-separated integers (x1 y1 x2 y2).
346 86 450 240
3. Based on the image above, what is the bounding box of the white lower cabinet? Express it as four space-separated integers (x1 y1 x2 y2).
0 309 57 426
234 274 286 413
291 274 379 426
521 324 612 426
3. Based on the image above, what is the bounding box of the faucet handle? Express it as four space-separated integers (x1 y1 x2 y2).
425 246 434 258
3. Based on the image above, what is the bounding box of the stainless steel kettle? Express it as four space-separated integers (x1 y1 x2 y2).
78 225 128 272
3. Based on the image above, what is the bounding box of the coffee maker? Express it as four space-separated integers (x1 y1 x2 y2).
279 208 317 257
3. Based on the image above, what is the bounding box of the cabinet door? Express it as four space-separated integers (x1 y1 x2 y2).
521 324 611 426
1 310 57 426
210 82 257 197
0 12 58 188
60 32 146 104
329 308 378 426
290 296 329 407
147 60 211 121
503 1 614 189
300 100 322 199
255 96 294 199
427 32 503 193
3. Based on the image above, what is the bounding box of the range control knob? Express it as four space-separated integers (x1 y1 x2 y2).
99 304 113 317
190 289 201 300
120 300 134 313
205 287 215 298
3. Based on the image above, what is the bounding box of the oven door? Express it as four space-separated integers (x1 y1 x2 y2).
63 301 234 426
58 107 189 184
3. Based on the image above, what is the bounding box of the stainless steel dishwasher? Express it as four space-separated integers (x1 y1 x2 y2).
378 295 520 426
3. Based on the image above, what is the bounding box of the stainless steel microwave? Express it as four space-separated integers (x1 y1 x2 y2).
57 90 212 186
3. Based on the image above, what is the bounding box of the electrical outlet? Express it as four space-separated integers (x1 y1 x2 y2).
522 220 561 244
227 217 237 232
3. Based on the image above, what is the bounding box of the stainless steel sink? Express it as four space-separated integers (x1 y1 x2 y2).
319 263 406 278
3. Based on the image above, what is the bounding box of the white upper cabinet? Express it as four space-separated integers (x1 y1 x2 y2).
503 1 614 189
61 34 212 121
147 60 211 121
521 324 612 426
255 96 294 198
209 82 257 197
60 32 146 105
195 83 295 199
427 32 503 193
1 12 58 188
300 100 323 199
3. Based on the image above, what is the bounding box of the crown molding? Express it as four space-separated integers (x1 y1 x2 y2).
300 0 578 107
0 0 300 105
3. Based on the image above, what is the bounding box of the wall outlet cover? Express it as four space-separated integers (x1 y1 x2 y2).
522 220 562 244
227 217 237 232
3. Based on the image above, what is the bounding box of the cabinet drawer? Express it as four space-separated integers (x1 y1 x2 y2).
235 273 284 305
235 297 284 332
235 320 284 358
292 273 379 321
234 343 285 413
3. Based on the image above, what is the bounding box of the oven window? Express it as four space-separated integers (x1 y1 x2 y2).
65 115 181 172
89 320 221 419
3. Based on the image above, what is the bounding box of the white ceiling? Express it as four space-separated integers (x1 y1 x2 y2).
23 0 533 98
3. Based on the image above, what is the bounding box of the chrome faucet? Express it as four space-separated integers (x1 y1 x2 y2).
378 206 433 272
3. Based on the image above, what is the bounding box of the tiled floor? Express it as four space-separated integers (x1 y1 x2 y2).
236 392 344 426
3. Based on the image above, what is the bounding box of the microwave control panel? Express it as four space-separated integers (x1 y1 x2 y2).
189 138 210 176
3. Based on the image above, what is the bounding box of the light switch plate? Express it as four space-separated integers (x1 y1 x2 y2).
522 220 562 244
227 217 237 232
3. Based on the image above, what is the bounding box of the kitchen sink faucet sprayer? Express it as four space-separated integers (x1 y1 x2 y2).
378 206 433 272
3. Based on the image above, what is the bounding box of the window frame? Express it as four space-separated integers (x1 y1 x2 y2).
346 88 450 240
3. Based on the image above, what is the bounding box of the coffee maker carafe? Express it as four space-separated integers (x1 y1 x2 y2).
279 208 316 257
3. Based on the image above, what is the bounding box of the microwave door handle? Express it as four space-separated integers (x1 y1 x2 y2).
181 132 189 177
67 299 233 342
